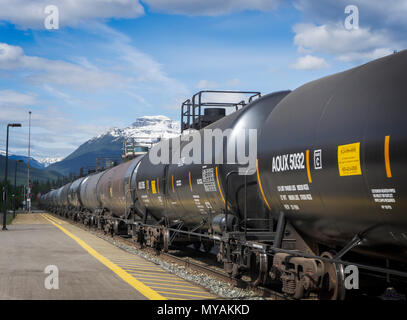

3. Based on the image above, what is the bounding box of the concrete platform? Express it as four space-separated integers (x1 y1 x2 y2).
0 213 217 300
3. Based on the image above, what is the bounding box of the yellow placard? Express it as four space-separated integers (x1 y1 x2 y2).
151 180 157 194
338 142 362 176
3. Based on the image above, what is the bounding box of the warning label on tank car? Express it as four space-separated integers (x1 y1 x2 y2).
202 168 217 192
371 188 396 211
151 180 157 194
337 142 362 176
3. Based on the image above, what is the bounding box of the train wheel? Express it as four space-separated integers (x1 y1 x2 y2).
232 263 242 279
162 229 170 252
250 252 268 286
224 261 233 275
193 242 201 251
203 241 214 253
319 251 346 300
136 228 145 249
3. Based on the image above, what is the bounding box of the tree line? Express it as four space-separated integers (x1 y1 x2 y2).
0 176 74 211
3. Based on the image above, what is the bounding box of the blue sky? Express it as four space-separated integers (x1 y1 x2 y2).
0 0 405 159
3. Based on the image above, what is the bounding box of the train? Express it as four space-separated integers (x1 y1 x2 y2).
40 50 407 300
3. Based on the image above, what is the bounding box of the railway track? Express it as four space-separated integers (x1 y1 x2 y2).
143 247 290 300
51 213 288 300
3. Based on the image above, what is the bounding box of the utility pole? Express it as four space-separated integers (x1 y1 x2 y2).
3 123 22 230
13 160 24 218
23 185 26 211
27 111 31 213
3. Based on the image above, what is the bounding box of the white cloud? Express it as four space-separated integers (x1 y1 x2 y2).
0 42 130 91
291 55 329 70
226 78 241 87
83 23 188 98
143 0 279 16
0 24 191 158
0 103 110 158
294 0 407 31
291 1 406 63
120 44 174 84
0 0 144 29
202 92 253 104
293 23 398 62
109 38 189 104
197 80 218 89
0 90 37 106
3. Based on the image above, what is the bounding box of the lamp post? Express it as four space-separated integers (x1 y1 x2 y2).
27 111 31 213
13 159 24 218
3 123 22 231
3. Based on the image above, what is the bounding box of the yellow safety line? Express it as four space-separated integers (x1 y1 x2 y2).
44 214 63 224
41 214 166 300
172 175 175 193
215 166 225 203
119 265 171 272
142 279 197 285
131 275 188 282
256 159 271 210
127 272 185 280
385 135 392 178
46 215 68 226
109 258 154 262
121 265 165 270
142 280 202 289
112 263 160 268
306 149 312 183
149 286 211 294
128 269 179 279
119 264 162 269
122 269 166 274
156 290 214 298
112 262 161 266
44 216 60 225
188 172 193 192
110 260 156 263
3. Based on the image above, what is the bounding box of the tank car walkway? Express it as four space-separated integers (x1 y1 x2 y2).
0 213 217 300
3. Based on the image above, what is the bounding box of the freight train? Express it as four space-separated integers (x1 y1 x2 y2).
40 51 407 300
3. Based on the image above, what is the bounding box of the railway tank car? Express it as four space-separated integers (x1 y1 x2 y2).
79 171 106 225
134 91 290 237
58 183 72 216
67 177 86 219
96 157 143 234
257 50 407 262
40 50 407 299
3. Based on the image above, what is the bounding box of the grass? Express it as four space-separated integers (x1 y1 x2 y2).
0 212 15 225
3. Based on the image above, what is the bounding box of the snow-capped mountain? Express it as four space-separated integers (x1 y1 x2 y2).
92 115 180 145
46 115 180 176
0 150 49 170
38 157 64 167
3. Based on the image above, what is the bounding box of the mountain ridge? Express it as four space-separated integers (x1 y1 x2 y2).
0 151 62 169
0 154 63 185
45 115 180 176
